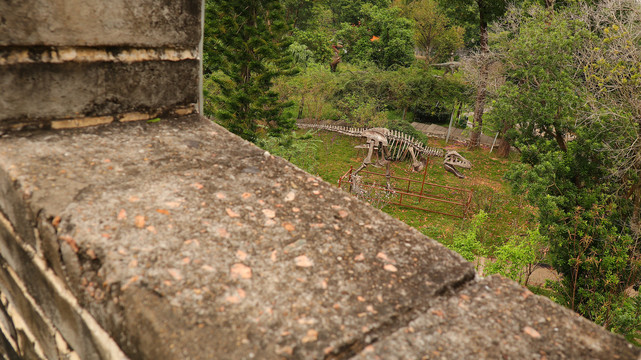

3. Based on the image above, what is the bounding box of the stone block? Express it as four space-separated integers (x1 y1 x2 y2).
0 0 201 48
0 60 199 129
351 276 639 359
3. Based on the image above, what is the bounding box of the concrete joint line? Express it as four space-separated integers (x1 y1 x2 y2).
46 105 195 129
328 269 476 360
0 212 129 360
0 47 198 66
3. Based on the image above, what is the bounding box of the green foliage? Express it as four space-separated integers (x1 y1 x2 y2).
274 63 342 120
610 295 641 346
291 27 334 64
546 203 639 326
331 65 470 125
281 0 316 29
487 6 590 155
258 130 322 172
336 4 415 69
400 0 465 63
403 67 471 119
577 1 641 211
503 122 638 324
324 0 391 25
494 3 641 332
438 0 514 47
204 0 295 142
277 62 471 127
485 229 547 284
447 210 488 263
386 118 429 145
288 42 315 68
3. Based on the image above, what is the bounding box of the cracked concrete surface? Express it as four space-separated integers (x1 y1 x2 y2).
0 115 637 359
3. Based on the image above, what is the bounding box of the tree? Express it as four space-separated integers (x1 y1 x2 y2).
446 210 488 265
484 229 547 286
495 3 641 329
204 0 295 142
442 0 513 149
335 4 415 69
288 3 336 65
275 63 342 121
437 0 480 47
574 0 641 235
399 0 465 63
487 5 587 156
281 0 315 30
323 0 391 25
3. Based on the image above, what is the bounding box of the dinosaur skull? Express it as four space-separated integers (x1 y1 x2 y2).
444 151 471 169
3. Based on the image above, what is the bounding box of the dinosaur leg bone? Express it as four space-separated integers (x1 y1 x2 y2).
407 147 426 172
353 141 376 178
363 140 376 165
381 144 392 189
375 144 390 168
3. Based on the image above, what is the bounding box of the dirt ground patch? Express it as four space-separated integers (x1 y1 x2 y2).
528 267 562 287
469 177 503 192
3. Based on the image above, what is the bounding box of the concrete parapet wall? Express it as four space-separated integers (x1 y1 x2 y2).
1 60 199 129
0 0 201 48
0 115 638 359
0 1 201 131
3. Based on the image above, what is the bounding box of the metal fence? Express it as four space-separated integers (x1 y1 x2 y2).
338 166 473 218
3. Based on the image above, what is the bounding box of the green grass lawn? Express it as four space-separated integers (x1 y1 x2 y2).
304 130 537 253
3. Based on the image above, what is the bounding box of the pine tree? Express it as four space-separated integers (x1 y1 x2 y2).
204 0 295 142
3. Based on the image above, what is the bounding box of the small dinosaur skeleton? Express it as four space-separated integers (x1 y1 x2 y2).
299 123 471 185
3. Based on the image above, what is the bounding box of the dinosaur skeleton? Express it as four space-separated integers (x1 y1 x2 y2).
299 124 471 185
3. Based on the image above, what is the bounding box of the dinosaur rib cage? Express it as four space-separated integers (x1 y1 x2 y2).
298 123 444 161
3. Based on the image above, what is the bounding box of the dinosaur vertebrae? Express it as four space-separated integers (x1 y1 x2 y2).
298 123 443 160
298 123 365 138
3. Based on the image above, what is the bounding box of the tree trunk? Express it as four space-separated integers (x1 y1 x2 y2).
497 123 512 158
497 138 511 157
297 94 305 119
553 129 568 152
469 13 489 149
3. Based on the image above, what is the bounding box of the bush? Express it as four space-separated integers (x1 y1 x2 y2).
257 130 322 173
447 211 488 264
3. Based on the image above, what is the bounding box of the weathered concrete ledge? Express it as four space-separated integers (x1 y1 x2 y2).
0 115 637 359
0 0 202 131
0 0 201 48
353 275 639 359
0 60 199 129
